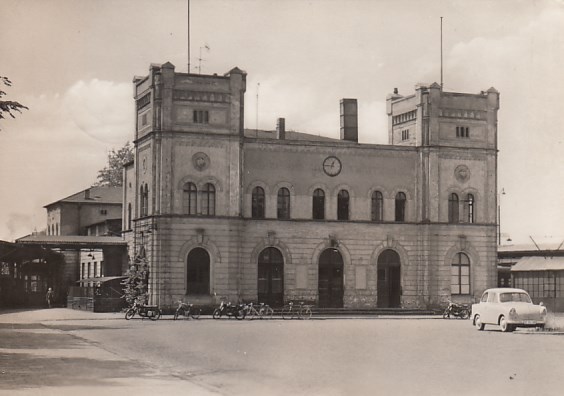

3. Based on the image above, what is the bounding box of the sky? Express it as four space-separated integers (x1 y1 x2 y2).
0 0 563 245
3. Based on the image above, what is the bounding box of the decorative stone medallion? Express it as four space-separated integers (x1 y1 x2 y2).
454 165 470 183
192 152 210 171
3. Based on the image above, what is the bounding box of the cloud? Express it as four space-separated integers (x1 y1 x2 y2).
63 79 133 144
435 7 564 243
0 79 134 240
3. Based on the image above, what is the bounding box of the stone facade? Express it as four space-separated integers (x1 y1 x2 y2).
124 62 500 310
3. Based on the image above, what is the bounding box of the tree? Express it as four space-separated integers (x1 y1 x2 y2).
94 142 134 187
121 255 149 307
0 76 28 129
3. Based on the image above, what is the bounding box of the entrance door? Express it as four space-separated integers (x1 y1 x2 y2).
318 249 344 308
258 248 284 307
377 249 401 308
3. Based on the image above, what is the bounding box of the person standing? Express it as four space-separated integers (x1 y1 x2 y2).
46 287 54 308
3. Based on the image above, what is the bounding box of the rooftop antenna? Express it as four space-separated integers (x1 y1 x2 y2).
197 44 210 74
529 235 546 259
440 16 444 89
187 0 190 73
256 82 260 137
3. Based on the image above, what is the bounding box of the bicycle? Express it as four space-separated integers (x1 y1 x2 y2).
281 301 312 320
243 302 263 320
259 303 274 319
173 301 201 320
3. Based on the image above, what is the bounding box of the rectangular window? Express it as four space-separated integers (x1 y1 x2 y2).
456 126 470 138
401 129 409 141
193 110 209 124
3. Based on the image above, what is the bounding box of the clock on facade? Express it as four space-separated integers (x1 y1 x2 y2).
323 156 342 177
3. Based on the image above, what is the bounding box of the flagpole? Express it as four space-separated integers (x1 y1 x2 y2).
440 16 443 89
187 0 191 73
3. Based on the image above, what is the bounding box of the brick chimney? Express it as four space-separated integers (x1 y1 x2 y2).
340 99 358 143
276 117 286 140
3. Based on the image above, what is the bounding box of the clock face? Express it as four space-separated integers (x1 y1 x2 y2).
323 156 342 177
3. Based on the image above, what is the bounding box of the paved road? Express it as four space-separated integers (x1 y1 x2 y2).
1 309 564 396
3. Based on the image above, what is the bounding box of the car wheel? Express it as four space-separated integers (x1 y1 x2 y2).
499 316 513 332
474 314 485 331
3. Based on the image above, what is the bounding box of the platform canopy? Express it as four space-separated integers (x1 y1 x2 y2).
511 256 564 272
0 240 62 262
16 235 126 249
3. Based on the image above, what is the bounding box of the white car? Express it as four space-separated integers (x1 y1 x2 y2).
471 288 547 332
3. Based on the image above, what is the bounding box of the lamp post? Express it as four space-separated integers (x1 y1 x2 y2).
497 188 505 245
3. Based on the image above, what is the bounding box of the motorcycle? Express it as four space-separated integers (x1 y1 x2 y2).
125 300 162 321
212 299 246 320
442 301 470 319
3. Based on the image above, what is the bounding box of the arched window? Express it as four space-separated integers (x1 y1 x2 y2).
140 184 149 216
448 193 459 223
371 191 383 222
186 248 210 295
451 252 470 295
277 187 290 219
395 192 406 222
252 186 265 219
201 183 216 216
127 203 132 230
337 189 349 220
465 194 474 223
312 188 325 220
183 182 197 215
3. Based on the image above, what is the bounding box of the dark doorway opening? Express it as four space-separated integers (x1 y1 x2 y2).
318 249 344 308
186 248 210 295
377 249 401 308
258 247 284 307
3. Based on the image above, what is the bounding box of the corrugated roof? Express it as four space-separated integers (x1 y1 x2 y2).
498 242 564 253
45 186 122 207
511 256 564 272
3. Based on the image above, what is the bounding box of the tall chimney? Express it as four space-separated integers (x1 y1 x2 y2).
276 117 286 140
340 99 358 142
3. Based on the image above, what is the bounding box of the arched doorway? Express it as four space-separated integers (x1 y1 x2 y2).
318 249 344 308
186 248 210 295
377 249 401 308
258 247 284 307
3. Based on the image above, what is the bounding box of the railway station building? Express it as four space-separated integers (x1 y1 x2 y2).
123 61 500 310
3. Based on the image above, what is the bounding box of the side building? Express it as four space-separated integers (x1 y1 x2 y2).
123 62 500 310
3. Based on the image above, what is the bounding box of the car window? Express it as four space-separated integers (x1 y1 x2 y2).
499 292 532 303
480 292 488 303
487 293 496 303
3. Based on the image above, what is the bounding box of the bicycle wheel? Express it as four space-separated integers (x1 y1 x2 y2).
125 308 135 320
282 306 292 320
150 309 161 321
263 306 274 319
301 307 312 320
190 308 201 319
212 308 221 319
173 309 183 320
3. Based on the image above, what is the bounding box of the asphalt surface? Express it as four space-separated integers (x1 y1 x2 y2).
1 309 564 396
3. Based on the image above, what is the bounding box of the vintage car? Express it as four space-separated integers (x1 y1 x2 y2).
471 288 547 332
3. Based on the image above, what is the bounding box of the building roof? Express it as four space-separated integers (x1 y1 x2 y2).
44 186 123 208
16 235 127 248
511 256 564 272
0 240 62 262
243 128 342 143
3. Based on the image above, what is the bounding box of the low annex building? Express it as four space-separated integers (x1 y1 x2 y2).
123 62 500 310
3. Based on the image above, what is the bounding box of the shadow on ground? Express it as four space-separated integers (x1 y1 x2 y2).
0 352 151 390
